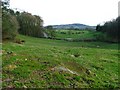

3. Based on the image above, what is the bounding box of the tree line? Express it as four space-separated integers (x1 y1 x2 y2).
96 16 119 42
2 0 44 40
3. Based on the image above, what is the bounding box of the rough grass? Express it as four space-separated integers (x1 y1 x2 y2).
2 35 119 88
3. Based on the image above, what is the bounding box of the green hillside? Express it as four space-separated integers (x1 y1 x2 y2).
2 35 119 88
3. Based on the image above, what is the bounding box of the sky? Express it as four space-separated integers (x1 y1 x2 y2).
10 0 119 26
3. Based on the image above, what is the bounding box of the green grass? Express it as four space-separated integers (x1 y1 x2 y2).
55 30 96 39
2 35 119 88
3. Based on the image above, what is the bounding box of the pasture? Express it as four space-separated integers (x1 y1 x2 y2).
54 30 96 39
2 34 119 88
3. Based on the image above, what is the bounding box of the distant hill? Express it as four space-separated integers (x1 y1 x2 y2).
49 23 96 30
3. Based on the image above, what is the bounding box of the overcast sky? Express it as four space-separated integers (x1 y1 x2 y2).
10 0 119 26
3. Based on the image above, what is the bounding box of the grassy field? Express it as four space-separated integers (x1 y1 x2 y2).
54 30 96 39
2 34 119 88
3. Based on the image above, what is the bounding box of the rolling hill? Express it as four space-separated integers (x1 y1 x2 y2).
49 23 96 30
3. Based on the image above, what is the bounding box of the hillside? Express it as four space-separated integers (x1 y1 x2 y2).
50 23 96 30
2 35 119 88
2 0 119 89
